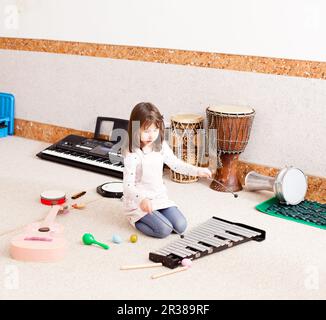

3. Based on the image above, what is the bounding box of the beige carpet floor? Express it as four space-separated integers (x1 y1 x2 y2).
0 136 325 300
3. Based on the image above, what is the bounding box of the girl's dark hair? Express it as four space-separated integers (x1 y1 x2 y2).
127 102 164 153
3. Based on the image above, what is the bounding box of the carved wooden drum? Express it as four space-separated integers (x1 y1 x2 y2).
170 114 204 183
206 105 255 192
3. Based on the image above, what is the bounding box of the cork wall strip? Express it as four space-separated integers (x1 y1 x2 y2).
0 37 325 80
14 118 93 143
13 118 326 203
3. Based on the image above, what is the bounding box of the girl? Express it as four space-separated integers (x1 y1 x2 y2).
123 102 212 238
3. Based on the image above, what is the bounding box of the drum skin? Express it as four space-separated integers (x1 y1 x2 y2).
274 167 307 205
97 182 123 198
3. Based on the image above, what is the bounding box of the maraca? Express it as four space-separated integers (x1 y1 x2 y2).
82 233 109 250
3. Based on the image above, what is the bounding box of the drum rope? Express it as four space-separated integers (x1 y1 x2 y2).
216 150 223 168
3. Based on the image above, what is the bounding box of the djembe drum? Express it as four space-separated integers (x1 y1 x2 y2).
206 105 255 192
170 114 205 183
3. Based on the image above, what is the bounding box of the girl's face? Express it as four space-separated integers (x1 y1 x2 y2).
140 123 160 147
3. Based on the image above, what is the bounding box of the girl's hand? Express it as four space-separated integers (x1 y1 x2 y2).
197 167 212 179
140 198 153 213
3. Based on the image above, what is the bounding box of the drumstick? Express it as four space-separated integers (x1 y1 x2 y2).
71 191 86 199
120 262 163 270
207 177 239 198
151 266 188 279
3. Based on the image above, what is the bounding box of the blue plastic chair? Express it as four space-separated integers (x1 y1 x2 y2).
0 93 15 135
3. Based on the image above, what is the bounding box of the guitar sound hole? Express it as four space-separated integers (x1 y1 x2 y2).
38 227 50 232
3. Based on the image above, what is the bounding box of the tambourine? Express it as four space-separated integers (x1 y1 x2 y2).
40 190 66 206
97 182 123 199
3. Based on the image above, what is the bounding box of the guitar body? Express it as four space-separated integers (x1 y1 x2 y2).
10 206 67 262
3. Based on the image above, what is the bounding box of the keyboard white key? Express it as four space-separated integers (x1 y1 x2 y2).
40 149 124 172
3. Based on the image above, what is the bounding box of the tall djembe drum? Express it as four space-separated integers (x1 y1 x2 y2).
170 114 205 183
206 105 255 192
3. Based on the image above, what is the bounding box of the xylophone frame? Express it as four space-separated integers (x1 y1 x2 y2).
149 216 266 269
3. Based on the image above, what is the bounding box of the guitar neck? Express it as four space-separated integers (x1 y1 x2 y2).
40 205 61 229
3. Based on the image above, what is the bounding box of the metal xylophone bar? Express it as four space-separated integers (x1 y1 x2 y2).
149 216 266 268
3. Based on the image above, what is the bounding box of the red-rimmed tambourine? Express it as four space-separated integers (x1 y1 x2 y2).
40 190 66 206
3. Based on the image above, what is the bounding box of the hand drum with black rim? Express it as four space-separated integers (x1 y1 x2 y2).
97 182 123 198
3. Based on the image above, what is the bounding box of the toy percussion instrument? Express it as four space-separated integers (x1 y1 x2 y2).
82 233 109 250
40 190 66 205
149 216 265 269
206 105 255 192
10 205 67 262
96 181 123 198
244 167 308 205
169 114 205 183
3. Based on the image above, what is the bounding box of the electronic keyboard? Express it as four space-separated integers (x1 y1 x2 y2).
37 134 124 178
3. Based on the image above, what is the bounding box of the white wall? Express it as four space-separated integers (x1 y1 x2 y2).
1 0 326 62
1 49 326 177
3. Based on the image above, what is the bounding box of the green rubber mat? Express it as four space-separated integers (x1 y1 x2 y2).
256 197 326 230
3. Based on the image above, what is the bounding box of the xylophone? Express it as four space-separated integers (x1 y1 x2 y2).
149 216 266 269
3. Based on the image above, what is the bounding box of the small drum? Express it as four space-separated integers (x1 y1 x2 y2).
97 182 123 198
275 167 307 205
244 167 308 205
206 105 255 192
40 190 66 206
169 114 205 183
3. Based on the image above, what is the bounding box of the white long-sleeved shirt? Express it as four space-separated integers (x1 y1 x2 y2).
122 141 200 226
